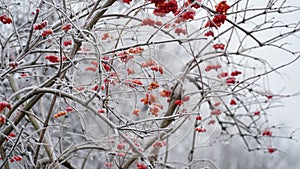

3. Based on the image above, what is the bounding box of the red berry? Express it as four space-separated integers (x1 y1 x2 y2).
141 18 155 26
196 115 202 121
226 77 236 84
63 40 72 46
137 163 147 169
183 95 190 102
8 62 18 69
218 72 228 78
262 130 272 137
211 109 222 115
122 0 132 4
215 1 230 14
208 119 216 125
13 155 22 161
117 143 125 150
41 29 53 37
268 147 276 153
8 133 16 137
212 43 225 50
34 21 48 30
98 109 105 113
230 99 237 105
62 23 72 32
266 95 273 99
174 28 187 36
231 70 242 76
66 106 74 112
195 128 206 132
104 162 113 167
254 111 260 116
204 31 214 37
174 99 184 106
0 14 13 24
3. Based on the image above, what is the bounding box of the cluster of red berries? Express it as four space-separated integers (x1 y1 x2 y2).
174 96 190 106
0 101 12 112
8 62 18 69
160 89 171 98
117 143 126 150
215 1 230 13
225 77 236 84
184 0 201 9
142 59 164 74
262 130 272 137
153 0 178 17
117 51 134 63
150 65 164 74
142 59 157 67
141 18 156 26
125 79 143 86
218 72 228 78
98 109 106 114
204 31 214 37
175 10 195 24
150 105 162 116
41 29 53 37
148 82 160 90
5 132 16 141
231 70 242 76
61 23 72 32
32 20 54 37
0 14 12 24
204 1 230 38
122 0 132 4
137 163 147 169
195 127 207 132
141 18 163 27
216 70 242 85
45 55 66 63
254 111 260 115
128 47 144 54
205 64 222 72
102 62 111 71
66 106 74 112
132 109 141 116
196 115 202 121
175 27 187 35
205 14 227 28
212 43 225 50
152 141 165 147
268 147 276 153
63 40 72 46
9 155 22 163
140 93 157 105
230 99 237 105
33 21 48 30
174 99 184 106
211 109 222 115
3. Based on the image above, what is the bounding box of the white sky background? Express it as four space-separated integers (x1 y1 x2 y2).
258 0 300 136
267 0 300 165
225 0 300 168
180 0 300 168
